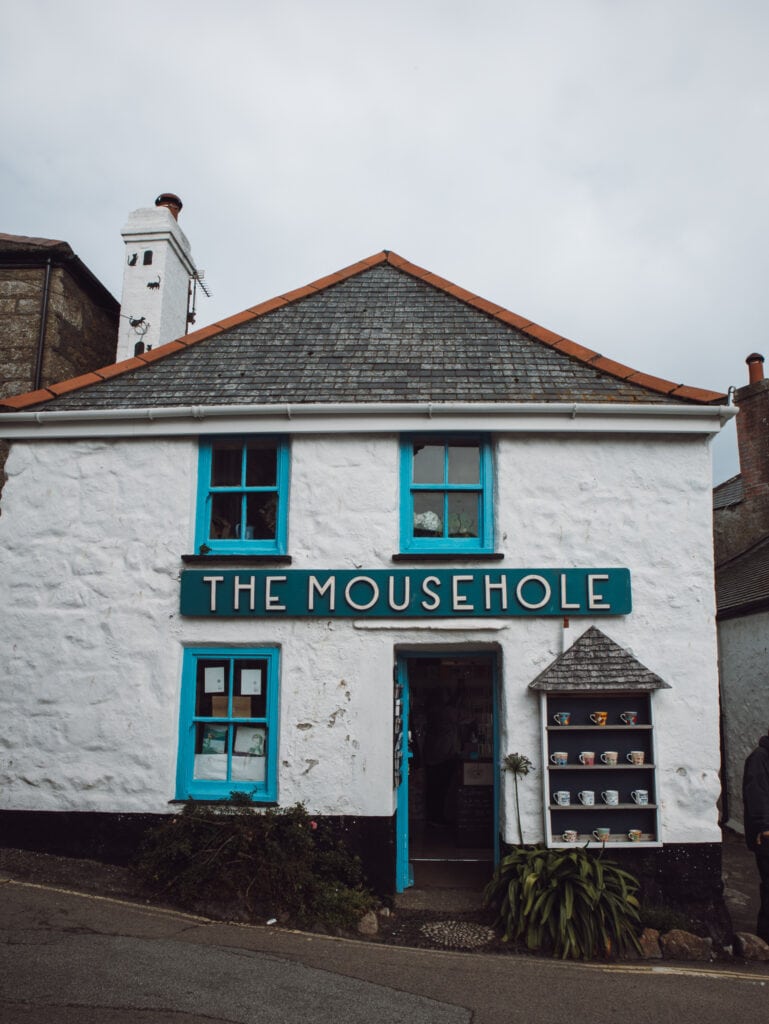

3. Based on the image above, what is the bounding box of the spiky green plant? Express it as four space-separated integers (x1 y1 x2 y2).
484 845 642 959
503 752 533 844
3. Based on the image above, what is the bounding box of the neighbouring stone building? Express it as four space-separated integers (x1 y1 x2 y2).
0 233 119 484
714 353 769 832
0 240 735 909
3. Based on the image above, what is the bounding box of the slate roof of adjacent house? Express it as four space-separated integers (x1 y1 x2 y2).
0 251 725 412
713 474 744 511
716 536 769 619
528 626 670 691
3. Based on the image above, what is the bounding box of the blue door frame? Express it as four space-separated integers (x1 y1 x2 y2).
395 651 499 893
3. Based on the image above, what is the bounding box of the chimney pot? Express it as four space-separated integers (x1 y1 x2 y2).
746 352 765 384
155 193 183 220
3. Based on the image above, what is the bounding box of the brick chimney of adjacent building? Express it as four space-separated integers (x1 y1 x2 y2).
735 353 769 506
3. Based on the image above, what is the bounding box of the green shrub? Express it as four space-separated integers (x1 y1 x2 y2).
483 845 642 959
134 799 377 931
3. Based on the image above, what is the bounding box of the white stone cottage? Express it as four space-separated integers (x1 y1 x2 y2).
0 250 733 899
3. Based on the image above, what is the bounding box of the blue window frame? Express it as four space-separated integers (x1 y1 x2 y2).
176 646 280 801
400 436 493 553
195 438 289 555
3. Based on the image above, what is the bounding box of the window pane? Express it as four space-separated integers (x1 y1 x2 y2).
246 493 278 540
413 444 445 484
413 492 444 536
211 443 243 486
232 726 267 781
195 660 230 717
235 659 267 718
448 444 480 484
447 492 479 538
194 721 229 780
210 493 241 539
245 445 277 487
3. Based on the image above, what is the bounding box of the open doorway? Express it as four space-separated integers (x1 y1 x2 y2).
396 652 497 891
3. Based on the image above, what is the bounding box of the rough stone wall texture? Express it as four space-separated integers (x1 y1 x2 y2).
0 430 721 845
719 609 769 832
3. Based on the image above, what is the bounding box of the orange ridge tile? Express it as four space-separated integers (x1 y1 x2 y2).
670 384 727 403
247 296 289 316
179 324 225 347
525 324 569 348
213 310 258 331
94 357 148 379
495 309 534 330
588 355 636 380
553 338 601 362
0 388 56 410
626 371 679 394
48 372 104 396
279 283 321 303
137 340 188 363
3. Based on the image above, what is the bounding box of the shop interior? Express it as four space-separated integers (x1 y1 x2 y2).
405 654 496 883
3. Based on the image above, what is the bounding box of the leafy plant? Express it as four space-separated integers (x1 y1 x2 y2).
134 799 377 931
484 845 642 959
503 752 533 844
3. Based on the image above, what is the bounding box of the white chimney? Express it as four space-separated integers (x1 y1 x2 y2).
116 193 197 362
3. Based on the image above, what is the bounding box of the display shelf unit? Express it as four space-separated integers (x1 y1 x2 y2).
540 692 661 848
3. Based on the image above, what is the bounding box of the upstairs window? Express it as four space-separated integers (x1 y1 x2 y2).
400 436 493 553
195 438 289 554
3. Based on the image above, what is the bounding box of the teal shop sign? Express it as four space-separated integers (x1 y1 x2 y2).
180 568 631 618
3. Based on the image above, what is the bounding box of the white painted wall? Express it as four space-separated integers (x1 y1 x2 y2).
719 610 769 833
0 429 721 844
115 205 195 362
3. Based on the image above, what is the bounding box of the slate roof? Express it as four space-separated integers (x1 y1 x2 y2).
528 626 670 691
0 251 725 413
713 474 744 511
716 536 769 619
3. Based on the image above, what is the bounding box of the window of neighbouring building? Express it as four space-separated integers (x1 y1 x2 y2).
195 438 289 554
400 436 493 553
176 647 280 801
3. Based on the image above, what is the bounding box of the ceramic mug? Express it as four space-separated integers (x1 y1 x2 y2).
627 750 645 765
552 791 571 806
550 751 568 766
601 790 619 806
590 711 608 726
620 711 639 725
562 830 579 843
553 712 571 726
600 751 619 766
627 829 643 842
631 789 649 805
579 751 596 765
578 790 595 805
592 827 610 842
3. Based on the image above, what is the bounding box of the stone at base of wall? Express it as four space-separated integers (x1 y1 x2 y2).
0 809 397 897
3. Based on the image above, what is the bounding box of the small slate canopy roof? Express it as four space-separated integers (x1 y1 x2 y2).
0 250 725 413
528 626 671 691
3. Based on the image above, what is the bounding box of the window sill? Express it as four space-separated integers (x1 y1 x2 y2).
181 554 293 565
169 798 279 807
391 552 505 563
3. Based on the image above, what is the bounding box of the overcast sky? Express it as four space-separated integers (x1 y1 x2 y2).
2 0 767 482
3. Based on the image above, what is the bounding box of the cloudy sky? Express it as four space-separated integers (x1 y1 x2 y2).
2 1 767 481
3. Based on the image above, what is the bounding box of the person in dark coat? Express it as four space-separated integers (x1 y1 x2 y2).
742 731 769 942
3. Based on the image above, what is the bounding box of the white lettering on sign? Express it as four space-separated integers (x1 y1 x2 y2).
344 575 380 611
421 575 441 611
587 574 610 610
560 574 580 611
202 575 224 612
234 575 256 611
452 575 475 612
265 576 287 611
308 575 336 611
516 574 552 610
388 575 411 612
484 575 508 611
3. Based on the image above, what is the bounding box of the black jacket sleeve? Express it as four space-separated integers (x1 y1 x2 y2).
743 745 769 850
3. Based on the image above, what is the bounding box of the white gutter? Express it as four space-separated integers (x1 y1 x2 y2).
0 401 735 441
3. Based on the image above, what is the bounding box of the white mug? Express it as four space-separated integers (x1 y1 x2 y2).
631 789 649 805
601 790 619 806
552 791 571 806
578 790 595 805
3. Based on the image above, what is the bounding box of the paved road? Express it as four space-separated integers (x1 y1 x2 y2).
2 879 768 1023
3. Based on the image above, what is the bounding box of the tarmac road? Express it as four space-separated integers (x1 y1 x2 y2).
2 879 768 1024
